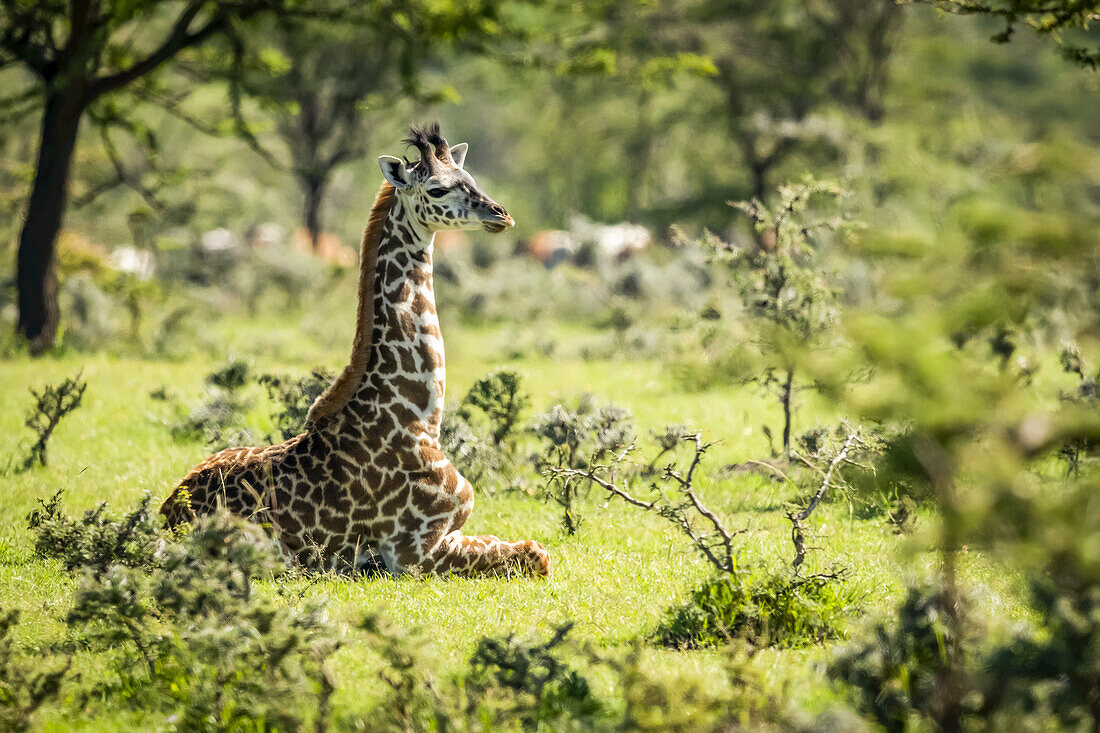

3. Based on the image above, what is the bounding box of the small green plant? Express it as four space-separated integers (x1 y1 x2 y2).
466 623 602 729
458 369 531 448
65 510 339 731
258 368 335 440
26 490 167 576
0 608 70 733
165 358 256 447
656 571 853 650
15 372 86 471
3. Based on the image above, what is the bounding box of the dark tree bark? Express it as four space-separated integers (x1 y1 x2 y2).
781 368 794 460
301 175 327 252
5 0 298 353
17 86 86 354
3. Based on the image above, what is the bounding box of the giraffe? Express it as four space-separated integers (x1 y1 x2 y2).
161 124 551 578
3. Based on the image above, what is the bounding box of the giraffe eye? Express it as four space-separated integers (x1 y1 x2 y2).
427 187 449 198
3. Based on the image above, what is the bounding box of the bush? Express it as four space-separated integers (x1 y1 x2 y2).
354 613 447 733
440 408 505 488
164 358 257 447
466 623 602 729
258 368 335 441
531 393 634 470
829 587 974 733
457 369 531 448
66 510 338 731
0 608 69 733
657 571 854 650
532 394 633 534
13 372 87 471
26 490 166 576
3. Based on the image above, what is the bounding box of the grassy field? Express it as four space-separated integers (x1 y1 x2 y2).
0 320 1031 729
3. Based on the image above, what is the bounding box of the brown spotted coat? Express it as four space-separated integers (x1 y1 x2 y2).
162 129 549 577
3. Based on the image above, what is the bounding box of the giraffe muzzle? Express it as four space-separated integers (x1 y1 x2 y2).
481 202 514 233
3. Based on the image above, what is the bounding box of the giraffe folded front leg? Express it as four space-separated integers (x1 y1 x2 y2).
423 531 551 578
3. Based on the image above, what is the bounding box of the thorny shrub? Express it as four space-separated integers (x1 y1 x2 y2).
545 429 861 650
26 490 167 575
259 367 335 441
457 369 531 449
67 511 339 731
12 372 87 472
440 370 533 491
0 609 69 733
466 623 602 729
532 394 634 532
161 357 257 447
530 393 634 470
160 362 336 448
829 586 976 733
440 408 505 488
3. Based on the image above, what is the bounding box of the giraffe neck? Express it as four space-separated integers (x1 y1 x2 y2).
353 196 446 439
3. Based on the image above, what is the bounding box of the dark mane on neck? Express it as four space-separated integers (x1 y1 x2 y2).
306 182 397 425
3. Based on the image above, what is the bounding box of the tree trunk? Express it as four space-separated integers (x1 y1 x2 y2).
781 369 794 460
302 176 326 253
17 89 85 354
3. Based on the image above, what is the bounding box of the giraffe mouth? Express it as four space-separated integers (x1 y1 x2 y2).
481 207 514 233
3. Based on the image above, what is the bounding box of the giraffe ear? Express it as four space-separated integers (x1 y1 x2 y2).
449 142 468 168
378 155 411 190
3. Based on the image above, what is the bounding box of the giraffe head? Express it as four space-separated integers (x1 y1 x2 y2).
378 123 515 234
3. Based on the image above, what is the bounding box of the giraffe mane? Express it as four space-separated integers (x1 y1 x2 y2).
306 181 397 425
403 122 451 167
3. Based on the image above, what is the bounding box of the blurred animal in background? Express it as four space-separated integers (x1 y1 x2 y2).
55 230 111 279
520 217 651 269
570 215 651 262
200 227 244 255
247 222 286 250
108 247 156 280
520 230 578 268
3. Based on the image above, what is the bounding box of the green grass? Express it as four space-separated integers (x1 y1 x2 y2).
0 321 1031 728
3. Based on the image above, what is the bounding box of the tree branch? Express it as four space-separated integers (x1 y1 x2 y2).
787 424 864 570
545 445 655 509
544 434 745 575
85 2 227 102
0 1 54 77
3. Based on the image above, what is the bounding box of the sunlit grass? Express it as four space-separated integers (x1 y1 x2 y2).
0 322 1029 726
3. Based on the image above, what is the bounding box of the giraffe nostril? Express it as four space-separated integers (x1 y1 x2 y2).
487 203 507 218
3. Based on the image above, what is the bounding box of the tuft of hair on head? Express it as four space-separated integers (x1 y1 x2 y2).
403 122 450 166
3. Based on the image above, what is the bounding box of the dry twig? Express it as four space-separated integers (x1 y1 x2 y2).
545 433 745 575
787 424 866 571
